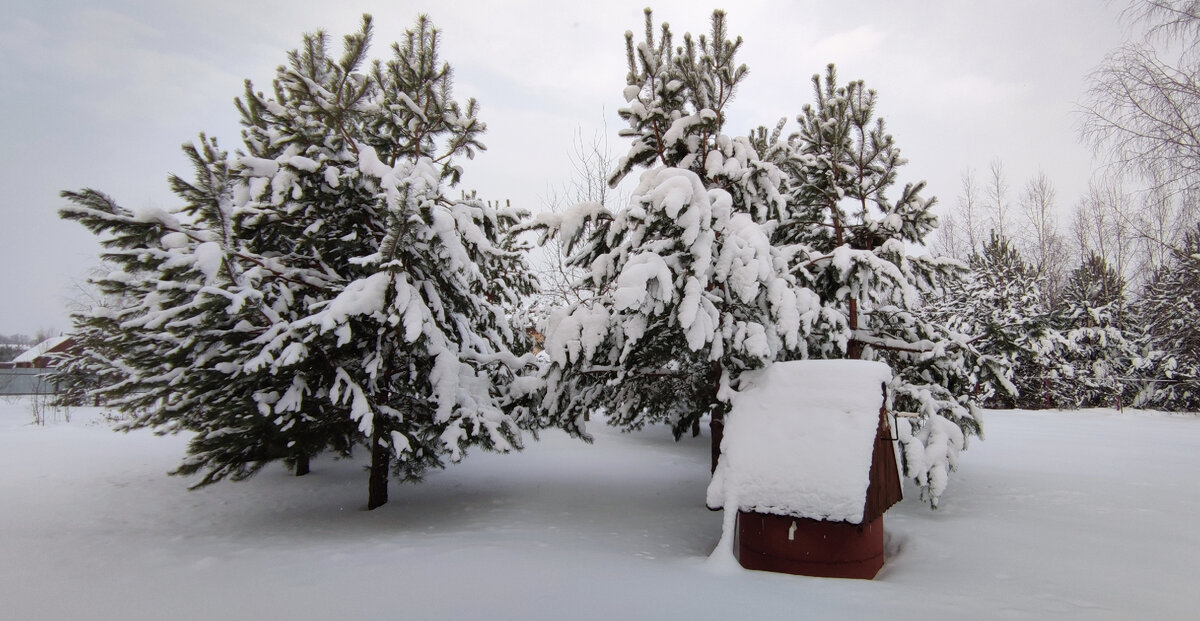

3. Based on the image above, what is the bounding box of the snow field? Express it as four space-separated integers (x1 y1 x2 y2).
1 400 1198 620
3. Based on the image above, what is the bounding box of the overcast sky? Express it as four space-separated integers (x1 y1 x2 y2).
0 0 1130 336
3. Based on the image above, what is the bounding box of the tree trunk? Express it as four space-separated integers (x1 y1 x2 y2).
707 361 724 474
709 414 724 474
847 298 864 359
294 454 310 477
367 417 390 510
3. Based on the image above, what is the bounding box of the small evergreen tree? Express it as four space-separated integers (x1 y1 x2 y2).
1132 227 1200 410
1060 253 1127 328
1053 253 1136 408
932 233 1055 409
59 15 536 509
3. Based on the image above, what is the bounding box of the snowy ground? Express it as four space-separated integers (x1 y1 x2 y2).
2 398 1198 620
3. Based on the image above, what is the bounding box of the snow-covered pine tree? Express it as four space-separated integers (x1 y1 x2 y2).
59 138 345 483
608 10 786 222
532 11 981 505
932 233 1055 410
53 262 136 409
1053 253 1135 408
1060 253 1127 328
526 10 813 464
1132 226 1200 410
59 15 536 509
766 65 979 505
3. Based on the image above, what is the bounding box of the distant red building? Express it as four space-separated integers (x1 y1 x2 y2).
0 336 76 370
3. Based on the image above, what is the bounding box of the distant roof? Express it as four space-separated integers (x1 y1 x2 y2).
707 359 893 524
12 336 72 363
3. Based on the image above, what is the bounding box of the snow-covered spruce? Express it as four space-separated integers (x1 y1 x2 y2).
1132 226 1200 410
926 239 1143 414
58 15 537 509
928 233 1051 410
1050 253 1138 408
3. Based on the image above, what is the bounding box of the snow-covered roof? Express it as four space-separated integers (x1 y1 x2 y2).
12 336 72 364
707 359 893 524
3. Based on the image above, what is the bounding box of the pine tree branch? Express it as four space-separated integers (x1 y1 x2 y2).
575 366 686 378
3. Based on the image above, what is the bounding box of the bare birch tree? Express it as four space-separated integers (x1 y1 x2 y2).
935 168 986 259
985 158 1012 239
1071 178 1137 282
525 126 623 326
1082 1 1200 198
1018 171 1070 307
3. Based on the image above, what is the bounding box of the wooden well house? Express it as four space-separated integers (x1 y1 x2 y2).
706 359 903 579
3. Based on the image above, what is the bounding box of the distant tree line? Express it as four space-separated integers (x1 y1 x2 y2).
931 0 1200 411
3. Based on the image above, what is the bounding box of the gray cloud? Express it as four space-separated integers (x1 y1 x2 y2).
0 0 1127 335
